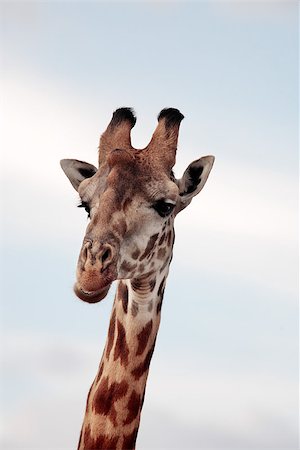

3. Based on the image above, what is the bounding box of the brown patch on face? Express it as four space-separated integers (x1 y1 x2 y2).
112 218 127 238
122 427 139 450
158 233 165 246
131 249 140 260
106 308 116 360
138 263 145 273
131 339 156 380
123 390 141 426
120 260 137 273
136 320 153 356
118 281 128 314
93 376 128 426
139 233 159 261
114 320 129 367
157 247 166 260
147 251 154 260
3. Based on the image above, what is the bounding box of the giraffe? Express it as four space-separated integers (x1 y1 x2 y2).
60 107 214 450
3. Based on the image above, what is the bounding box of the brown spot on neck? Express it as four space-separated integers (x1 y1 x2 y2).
156 278 166 314
157 278 166 298
131 339 157 380
131 301 139 317
123 390 141 426
81 424 119 450
148 300 153 312
93 376 128 426
136 320 153 356
157 297 163 315
122 427 139 450
118 281 129 314
113 320 129 367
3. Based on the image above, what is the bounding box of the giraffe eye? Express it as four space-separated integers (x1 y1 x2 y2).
78 201 91 218
153 200 175 218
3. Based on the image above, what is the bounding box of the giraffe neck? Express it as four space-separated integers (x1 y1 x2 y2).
78 264 170 450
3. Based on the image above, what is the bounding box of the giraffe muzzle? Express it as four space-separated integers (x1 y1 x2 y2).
75 241 118 303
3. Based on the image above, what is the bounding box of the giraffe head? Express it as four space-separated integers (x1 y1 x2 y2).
61 108 214 303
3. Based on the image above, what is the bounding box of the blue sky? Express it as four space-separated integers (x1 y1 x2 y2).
0 1 298 449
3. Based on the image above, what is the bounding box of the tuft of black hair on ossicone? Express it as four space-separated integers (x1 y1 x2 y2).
157 108 184 128
110 107 137 128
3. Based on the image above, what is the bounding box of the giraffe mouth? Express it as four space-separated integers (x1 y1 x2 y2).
73 283 111 303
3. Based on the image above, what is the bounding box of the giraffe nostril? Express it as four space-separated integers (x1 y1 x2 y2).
101 249 110 263
83 246 88 259
82 242 91 264
80 241 114 272
99 245 114 271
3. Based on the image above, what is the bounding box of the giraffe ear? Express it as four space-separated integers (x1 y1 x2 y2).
177 156 215 211
60 159 97 191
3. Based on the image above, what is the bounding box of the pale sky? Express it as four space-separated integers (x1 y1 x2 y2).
0 1 298 449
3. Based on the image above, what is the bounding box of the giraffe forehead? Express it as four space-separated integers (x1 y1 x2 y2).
79 156 179 210
108 157 179 198
107 169 175 202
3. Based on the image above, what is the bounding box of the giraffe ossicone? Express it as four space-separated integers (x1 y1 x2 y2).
61 107 214 450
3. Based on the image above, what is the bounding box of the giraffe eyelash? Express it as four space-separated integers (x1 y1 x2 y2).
78 201 91 218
